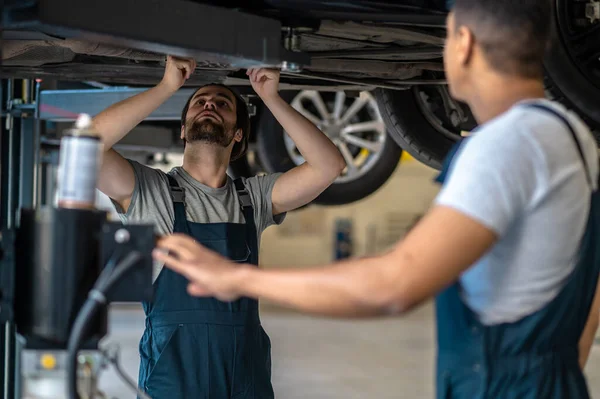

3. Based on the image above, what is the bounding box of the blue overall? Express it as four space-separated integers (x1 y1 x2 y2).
137 175 273 399
434 104 600 398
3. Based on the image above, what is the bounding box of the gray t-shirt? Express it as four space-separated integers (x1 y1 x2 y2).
113 160 285 279
435 99 599 325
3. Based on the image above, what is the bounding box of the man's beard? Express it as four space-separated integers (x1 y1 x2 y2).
185 118 235 148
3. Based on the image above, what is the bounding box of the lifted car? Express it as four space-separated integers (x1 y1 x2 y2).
3 0 599 172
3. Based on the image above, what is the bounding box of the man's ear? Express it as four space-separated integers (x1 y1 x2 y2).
180 125 185 140
457 25 475 67
234 128 243 143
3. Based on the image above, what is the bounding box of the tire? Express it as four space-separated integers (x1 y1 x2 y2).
376 2 600 171
374 86 477 170
544 0 600 139
256 90 403 206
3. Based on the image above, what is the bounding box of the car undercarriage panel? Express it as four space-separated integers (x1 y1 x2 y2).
1 0 449 89
1 0 305 76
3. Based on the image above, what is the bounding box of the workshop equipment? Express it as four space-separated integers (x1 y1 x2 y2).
15 207 108 347
1 84 155 399
334 218 353 260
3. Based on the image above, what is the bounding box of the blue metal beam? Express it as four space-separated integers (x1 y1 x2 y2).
39 88 195 122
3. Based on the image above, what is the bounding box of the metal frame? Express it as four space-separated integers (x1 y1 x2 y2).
3 0 306 68
0 77 160 399
1 78 41 399
39 88 201 122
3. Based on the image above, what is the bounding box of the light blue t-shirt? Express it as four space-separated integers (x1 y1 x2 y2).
435 99 599 325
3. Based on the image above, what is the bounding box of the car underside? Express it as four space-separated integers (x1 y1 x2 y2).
2 0 451 98
2 0 600 204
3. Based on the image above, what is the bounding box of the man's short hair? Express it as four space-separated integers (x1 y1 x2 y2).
452 0 552 78
180 84 250 162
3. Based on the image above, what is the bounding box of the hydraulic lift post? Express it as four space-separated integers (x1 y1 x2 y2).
1 77 40 399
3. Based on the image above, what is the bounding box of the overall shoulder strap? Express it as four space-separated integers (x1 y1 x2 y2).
434 138 467 185
166 174 190 234
233 178 254 211
233 178 258 259
167 174 185 202
524 103 593 187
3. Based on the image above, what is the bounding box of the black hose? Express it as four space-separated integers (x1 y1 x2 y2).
67 251 142 399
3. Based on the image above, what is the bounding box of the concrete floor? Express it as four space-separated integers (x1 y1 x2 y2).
97 304 600 399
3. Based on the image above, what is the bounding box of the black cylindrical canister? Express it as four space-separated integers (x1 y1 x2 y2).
15 206 108 348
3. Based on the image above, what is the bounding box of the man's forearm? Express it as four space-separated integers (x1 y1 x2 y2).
235 253 406 318
262 95 344 175
92 82 176 150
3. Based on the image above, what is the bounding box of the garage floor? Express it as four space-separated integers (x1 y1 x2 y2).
98 303 600 399
94 158 600 398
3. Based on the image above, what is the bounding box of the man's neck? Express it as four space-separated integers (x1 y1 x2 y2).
182 144 230 189
468 73 546 125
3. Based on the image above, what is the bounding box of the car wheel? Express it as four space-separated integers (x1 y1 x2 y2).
544 0 600 138
377 2 600 171
256 90 403 206
375 85 477 170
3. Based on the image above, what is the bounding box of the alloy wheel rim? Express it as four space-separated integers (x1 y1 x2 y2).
284 90 388 184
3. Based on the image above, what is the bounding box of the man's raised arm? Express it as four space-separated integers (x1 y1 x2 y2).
95 56 196 211
246 68 345 215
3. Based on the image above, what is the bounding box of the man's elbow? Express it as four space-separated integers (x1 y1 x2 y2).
323 151 346 182
379 292 422 316
334 153 346 175
365 282 421 317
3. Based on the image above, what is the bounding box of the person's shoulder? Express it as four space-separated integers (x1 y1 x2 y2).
510 100 596 156
234 173 283 208
517 101 598 181
454 106 549 173
509 100 590 138
461 110 524 153
128 160 173 192
237 173 283 189
467 102 565 150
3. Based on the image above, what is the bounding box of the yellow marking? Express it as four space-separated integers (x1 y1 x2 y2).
400 152 414 163
356 148 370 165
40 354 57 370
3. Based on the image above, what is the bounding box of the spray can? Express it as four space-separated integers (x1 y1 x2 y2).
56 114 103 209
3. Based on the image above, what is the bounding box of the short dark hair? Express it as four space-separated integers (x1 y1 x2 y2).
180 84 250 162
451 0 552 78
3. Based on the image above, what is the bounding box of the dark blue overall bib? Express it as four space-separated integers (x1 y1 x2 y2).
434 104 600 398
138 175 273 399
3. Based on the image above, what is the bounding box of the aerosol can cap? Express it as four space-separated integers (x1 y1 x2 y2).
68 113 99 138
75 113 93 129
